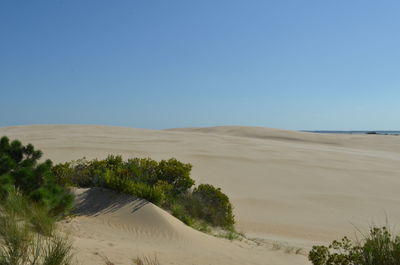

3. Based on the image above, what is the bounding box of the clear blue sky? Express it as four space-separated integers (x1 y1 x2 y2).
1 0 399 130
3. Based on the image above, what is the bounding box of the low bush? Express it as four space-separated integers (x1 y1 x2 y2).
103 170 166 205
52 157 110 187
189 184 235 229
156 158 194 194
52 155 235 231
309 226 400 265
170 203 193 225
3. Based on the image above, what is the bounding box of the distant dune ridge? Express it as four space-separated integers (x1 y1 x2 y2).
1 124 400 265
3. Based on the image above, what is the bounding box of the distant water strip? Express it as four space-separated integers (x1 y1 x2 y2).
303 131 400 135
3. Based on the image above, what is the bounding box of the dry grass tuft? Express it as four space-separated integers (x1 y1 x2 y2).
100 255 115 265
133 255 160 265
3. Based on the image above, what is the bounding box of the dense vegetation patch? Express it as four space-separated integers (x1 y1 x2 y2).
53 155 235 229
0 136 73 216
309 226 400 265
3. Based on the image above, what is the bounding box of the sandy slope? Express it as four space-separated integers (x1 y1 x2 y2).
64 187 306 265
1 124 400 264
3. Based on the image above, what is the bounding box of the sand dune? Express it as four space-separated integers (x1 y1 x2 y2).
64 187 307 265
1 124 400 264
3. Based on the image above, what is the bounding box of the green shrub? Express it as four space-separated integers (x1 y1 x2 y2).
153 180 175 206
128 182 166 206
52 155 236 230
190 184 234 229
126 158 159 185
309 226 400 265
156 158 194 194
53 156 195 197
52 156 195 207
170 203 193 225
0 136 73 216
52 162 75 187
58 158 108 187
103 169 132 193
103 169 166 206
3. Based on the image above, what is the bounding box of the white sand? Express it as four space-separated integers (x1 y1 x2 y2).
1 124 400 265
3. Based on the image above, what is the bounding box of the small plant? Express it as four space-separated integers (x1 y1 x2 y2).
295 248 304 255
270 241 303 255
284 246 303 254
133 255 160 265
100 255 115 265
191 220 211 233
309 226 400 265
217 230 243 241
272 242 283 251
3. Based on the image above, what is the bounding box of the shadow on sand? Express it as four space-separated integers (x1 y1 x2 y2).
73 187 148 216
